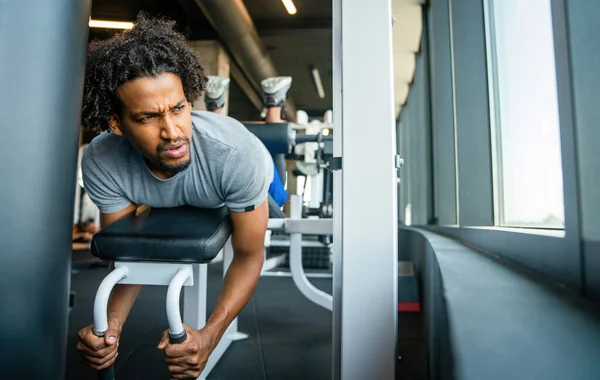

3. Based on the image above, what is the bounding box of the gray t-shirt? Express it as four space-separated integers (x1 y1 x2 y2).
81 111 273 214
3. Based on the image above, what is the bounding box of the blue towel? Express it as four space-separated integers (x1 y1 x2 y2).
268 162 288 207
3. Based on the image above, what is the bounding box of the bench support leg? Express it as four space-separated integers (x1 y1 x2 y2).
220 237 249 339
183 264 207 330
187 238 247 380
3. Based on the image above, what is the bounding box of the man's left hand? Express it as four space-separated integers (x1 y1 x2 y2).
157 324 215 379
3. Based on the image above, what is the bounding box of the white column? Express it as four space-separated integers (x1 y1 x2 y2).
333 0 398 379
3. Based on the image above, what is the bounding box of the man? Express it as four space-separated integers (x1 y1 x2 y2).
204 75 292 212
76 14 271 379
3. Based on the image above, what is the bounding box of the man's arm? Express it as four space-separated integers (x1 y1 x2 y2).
202 199 269 348
100 203 145 330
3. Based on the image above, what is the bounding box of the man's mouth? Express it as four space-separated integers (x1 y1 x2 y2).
162 143 187 159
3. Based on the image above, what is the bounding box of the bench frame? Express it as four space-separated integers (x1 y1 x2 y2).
93 194 333 379
93 237 246 380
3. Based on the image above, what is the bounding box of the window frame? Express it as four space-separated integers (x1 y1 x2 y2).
408 0 585 291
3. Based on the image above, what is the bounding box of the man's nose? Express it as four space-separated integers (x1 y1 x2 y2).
160 116 179 140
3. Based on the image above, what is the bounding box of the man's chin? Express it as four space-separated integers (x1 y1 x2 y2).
157 157 191 175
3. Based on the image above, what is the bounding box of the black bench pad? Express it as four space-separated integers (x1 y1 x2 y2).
91 206 232 263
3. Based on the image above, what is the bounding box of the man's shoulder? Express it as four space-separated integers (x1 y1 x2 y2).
191 110 245 129
190 111 271 184
82 132 132 168
191 111 255 149
86 131 129 153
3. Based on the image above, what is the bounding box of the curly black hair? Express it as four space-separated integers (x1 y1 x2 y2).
81 13 208 131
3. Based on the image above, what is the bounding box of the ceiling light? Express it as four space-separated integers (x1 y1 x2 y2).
89 18 134 30
281 0 297 15
322 128 330 136
311 67 326 99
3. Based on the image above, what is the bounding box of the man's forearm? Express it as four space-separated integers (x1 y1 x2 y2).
107 284 143 328
202 251 263 347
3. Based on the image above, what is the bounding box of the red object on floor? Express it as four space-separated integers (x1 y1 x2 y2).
398 302 421 312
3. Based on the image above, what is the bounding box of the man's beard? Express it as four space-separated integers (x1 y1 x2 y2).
155 136 191 175
155 157 191 175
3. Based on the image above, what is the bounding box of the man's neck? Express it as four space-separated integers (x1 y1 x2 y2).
152 169 174 180
144 158 175 180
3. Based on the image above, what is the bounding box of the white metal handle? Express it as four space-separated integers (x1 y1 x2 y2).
93 266 129 334
166 266 193 337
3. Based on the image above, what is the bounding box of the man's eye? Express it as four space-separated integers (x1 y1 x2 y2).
137 115 154 122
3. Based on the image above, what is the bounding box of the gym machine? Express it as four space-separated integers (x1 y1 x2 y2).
90 194 332 379
91 206 242 380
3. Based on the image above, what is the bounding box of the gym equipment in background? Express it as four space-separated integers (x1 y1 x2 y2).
262 196 333 308
244 120 334 219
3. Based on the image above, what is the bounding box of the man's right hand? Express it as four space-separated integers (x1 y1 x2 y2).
77 318 122 370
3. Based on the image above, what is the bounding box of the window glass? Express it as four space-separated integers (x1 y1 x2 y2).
485 0 564 228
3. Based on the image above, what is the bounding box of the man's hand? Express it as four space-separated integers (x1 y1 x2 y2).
154 200 268 379
76 317 122 370
157 324 215 379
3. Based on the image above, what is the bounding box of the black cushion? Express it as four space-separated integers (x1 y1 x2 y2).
91 206 232 263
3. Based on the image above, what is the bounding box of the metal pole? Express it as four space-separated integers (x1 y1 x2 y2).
331 0 344 376
333 0 398 378
0 0 91 378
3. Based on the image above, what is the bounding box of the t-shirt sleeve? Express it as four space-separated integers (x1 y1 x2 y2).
81 146 133 215
221 139 273 213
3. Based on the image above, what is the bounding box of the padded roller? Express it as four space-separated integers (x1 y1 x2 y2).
91 206 232 263
244 122 294 154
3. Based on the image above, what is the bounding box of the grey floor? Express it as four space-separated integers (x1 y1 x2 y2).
66 253 427 379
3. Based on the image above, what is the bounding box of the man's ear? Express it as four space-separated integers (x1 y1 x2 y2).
108 115 124 136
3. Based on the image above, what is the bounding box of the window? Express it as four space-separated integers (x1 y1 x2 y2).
484 0 565 228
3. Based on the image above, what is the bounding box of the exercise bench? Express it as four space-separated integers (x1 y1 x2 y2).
90 206 246 380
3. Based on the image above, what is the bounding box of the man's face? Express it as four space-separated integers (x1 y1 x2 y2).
110 72 193 179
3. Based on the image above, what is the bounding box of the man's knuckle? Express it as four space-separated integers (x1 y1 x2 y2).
101 353 113 364
93 350 105 358
93 356 105 364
